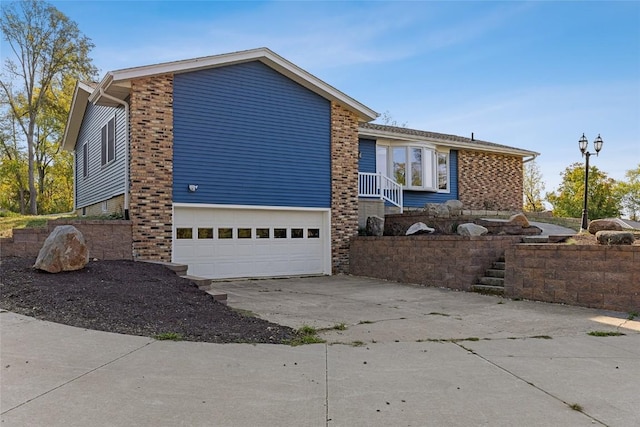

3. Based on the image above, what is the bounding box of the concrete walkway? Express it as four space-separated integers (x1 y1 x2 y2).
2 275 639 426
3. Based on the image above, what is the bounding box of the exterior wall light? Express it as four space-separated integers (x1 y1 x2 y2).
578 133 603 232
188 184 198 192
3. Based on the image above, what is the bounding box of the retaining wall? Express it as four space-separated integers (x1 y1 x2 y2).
0 220 133 260
505 244 640 312
350 235 522 291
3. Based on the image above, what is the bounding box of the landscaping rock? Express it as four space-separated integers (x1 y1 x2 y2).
34 225 89 273
406 222 435 236
424 203 450 218
365 215 385 237
457 223 488 237
444 200 464 216
588 219 624 234
507 213 530 227
595 230 634 245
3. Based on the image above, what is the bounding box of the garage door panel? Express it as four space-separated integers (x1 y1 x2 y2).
173 207 330 279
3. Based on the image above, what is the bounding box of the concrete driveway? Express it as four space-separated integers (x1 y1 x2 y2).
2 275 639 427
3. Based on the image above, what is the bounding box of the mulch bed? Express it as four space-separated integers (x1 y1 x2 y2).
0 257 297 344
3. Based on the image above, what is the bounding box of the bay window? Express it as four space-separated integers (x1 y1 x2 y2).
377 143 449 192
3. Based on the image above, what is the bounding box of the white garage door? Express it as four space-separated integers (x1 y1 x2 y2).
173 205 331 279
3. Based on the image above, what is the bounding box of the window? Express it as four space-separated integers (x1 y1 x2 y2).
291 228 303 238
198 228 213 239
176 228 193 239
238 228 252 239
378 144 449 192
218 228 233 239
274 228 287 239
101 117 115 166
256 228 270 239
82 141 89 177
437 152 449 191
308 228 320 238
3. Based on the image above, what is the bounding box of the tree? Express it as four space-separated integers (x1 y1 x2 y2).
616 164 640 221
378 110 408 128
523 160 546 212
546 162 621 219
0 0 96 214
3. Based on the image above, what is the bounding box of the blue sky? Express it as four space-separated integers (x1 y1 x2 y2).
46 0 640 193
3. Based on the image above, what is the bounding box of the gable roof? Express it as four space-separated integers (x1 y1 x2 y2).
63 47 378 151
61 81 96 151
359 122 539 158
90 47 377 118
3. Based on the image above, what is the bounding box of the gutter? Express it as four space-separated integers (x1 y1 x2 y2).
94 88 130 220
523 154 538 163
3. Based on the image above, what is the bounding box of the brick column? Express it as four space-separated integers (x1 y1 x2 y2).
330 102 360 273
129 74 174 261
458 150 523 211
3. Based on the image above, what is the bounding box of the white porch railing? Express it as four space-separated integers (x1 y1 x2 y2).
358 172 403 213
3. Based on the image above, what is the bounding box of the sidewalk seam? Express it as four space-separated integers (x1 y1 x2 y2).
455 342 608 426
1 340 155 415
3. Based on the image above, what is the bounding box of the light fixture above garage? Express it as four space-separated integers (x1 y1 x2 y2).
188 184 198 192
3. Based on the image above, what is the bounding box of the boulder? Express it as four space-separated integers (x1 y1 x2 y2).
595 230 634 245
425 203 450 218
444 200 464 217
457 223 488 237
34 225 89 273
365 215 385 237
507 213 530 228
406 222 435 236
588 219 624 234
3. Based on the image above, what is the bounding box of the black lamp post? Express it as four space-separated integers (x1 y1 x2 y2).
578 133 604 232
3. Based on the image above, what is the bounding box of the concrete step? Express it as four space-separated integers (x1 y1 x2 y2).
181 274 212 290
492 261 506 270
479 276 504 287
485 269 505 278
472 284 505 295
206 289 228 305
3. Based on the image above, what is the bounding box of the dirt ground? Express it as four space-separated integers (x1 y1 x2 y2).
0 257 297 344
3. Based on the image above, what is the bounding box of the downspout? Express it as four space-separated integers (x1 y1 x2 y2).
523 154 538 163
96 89 130 220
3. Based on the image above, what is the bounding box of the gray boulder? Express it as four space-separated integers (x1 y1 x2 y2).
34 225 89 273
595 230 634 245
457 223 488 237
425 203 450 218
588 219 624 234
406 222 435 236
365 216 385 237
444 200 464 217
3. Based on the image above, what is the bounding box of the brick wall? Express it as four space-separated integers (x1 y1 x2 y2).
129 74 174 261
458 150 523 211
331 102 360 273
505 244 640 312
350 235 521 290
0 220 132 260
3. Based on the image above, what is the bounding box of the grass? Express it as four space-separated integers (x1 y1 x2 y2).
331 322 348 331
230 307 258 318
569 403 583 412
287 325 326 346
587 331 625 337
628 311 638 320
153 332 183 341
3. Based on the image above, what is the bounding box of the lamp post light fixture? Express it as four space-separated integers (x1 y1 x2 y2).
578 133 604 232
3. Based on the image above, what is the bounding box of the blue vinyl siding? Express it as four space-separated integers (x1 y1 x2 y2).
74 102 126 208
358 138 376 173
173 61 331 208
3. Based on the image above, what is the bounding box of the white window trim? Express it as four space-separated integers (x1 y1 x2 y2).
377 141 449 192
101 115 116 167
